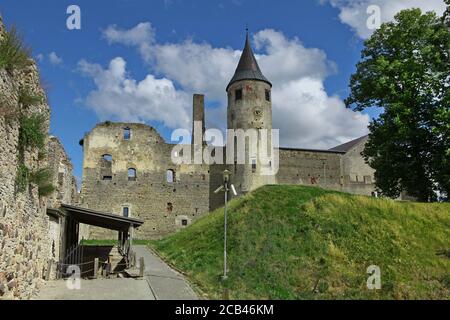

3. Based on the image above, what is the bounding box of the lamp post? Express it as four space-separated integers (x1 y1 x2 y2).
214 169 236 281
222 169 230 280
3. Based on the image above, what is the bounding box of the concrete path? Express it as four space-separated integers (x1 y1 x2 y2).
34 245 198 300
133 245 198 300
34 278 154 300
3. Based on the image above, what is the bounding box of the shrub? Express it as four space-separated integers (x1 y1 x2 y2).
29 168 55 197
15 163 29 192
0 26 31 72
18 87 44 108
18 113 46 151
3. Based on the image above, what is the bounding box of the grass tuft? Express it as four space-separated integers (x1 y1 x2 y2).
0 26 31 72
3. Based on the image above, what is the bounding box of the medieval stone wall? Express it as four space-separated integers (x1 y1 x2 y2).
46 136 78 208
79 122 210 240
0 15 77 299
277 148 343 187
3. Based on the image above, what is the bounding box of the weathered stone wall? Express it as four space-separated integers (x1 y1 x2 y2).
340 137 376 196
80 122 210 240
0 15 77 298
46 136 78 208
275 140 376 195
0 61 51 299
277 148 342 187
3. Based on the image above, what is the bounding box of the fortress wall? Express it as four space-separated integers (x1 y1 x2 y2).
0 16 77 298
80 122 210 240
0 55 52 299
46 136 78 208
276 149 342 187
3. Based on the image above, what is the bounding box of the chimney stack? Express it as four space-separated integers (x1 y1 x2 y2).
192 94 205 146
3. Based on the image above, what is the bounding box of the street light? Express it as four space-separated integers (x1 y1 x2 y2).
214 169 237 280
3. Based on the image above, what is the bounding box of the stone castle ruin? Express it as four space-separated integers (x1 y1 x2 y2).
78 33 377 240
0 15 377 299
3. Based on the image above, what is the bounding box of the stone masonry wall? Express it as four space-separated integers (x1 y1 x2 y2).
0 15 76 298
80 122 210 240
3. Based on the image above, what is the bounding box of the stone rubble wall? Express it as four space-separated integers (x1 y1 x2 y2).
0 15 76 299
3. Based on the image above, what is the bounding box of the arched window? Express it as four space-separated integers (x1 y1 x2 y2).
167 169 175 183
128 168 137 181
101 154 113 180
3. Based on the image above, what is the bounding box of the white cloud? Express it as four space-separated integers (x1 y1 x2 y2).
103 22 155 62
78 57 191 129
48 51 63 65
36 53 44 62
324 0 446 38
93 24 369 148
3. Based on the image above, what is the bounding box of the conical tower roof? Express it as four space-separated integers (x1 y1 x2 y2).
226 32 272 91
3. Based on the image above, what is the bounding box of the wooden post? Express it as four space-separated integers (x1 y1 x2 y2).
106 263 111 277
139 257 145 278
223 288 229 300
93 258 99 279
45 260 52 281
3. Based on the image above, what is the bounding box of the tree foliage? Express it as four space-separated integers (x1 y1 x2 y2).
346 9 450 201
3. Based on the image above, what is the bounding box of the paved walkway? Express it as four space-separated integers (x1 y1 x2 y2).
34 245 198 300
134 245 198 300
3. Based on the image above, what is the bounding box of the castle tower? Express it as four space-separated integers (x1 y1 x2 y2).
227 31 275 193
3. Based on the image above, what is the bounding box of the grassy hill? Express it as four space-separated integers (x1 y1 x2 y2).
150 185 450 300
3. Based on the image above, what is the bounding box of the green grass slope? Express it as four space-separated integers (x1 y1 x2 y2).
150 185 450 300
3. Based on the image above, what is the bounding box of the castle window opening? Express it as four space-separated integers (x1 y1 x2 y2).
124 127 131 140
167 202 173 213
251 159 257 173
182 219 188 226
123 206 129 218
128 168 137 181
101 154 113 180
265 89 271 102
167 169 175 183
235 89 242 101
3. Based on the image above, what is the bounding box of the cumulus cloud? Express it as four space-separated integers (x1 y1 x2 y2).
323 0 447 38
78 57 191 129
92 24 369 148
103 22 155 62
48 51 63 65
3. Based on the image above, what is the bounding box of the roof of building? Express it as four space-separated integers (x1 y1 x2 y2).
279 147 346 154
226 32 272 91
60 204 144 231
328 135 368 152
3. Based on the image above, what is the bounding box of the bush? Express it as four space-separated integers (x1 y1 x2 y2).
15 163 29 192
18 113 46 151
29 168 55 197
0 26 31 72
18 87 44 108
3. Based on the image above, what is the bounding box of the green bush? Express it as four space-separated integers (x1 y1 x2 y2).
18 113 46 151
15 163 29 192
29 168 55 197
18 87 44 108
0 26 31 72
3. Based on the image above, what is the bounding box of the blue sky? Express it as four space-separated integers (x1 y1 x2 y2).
1 0 446 181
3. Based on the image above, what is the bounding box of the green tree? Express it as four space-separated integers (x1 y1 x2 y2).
346 8 450 202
